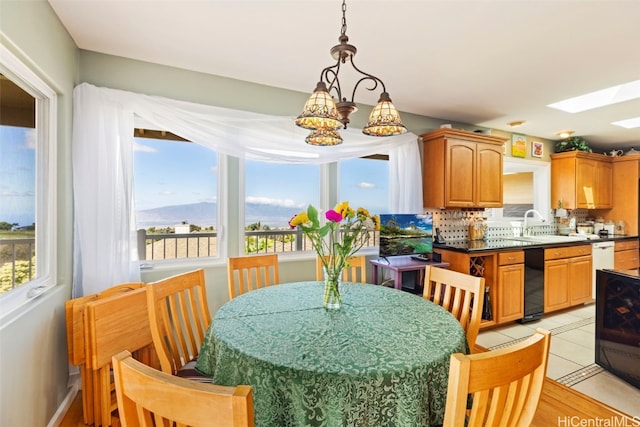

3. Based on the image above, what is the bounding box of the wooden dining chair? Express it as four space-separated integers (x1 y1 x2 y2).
423 265 485 352
146 269 212 381
113 350 255 427
65 282 145 425
315 255 368 283
227 254 280 299
85 286 158 427
443 328 551 426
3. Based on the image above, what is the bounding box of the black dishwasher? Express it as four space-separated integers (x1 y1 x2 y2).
518 248 545 323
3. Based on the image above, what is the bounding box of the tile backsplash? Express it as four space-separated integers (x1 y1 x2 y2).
426 208 590 242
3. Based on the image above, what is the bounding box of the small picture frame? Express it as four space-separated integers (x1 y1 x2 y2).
532 141 543 158
511 134 527 158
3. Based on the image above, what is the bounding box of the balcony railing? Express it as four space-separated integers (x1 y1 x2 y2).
138 229 379 261
0 238 36 294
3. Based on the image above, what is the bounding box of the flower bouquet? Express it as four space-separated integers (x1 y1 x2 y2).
289 202 378 309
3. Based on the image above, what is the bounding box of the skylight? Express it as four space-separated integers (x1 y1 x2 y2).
611 117 640 129
547 80 640 113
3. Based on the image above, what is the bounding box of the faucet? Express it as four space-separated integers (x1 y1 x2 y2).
523 209 546 236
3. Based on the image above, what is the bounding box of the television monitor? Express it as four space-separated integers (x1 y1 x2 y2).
379 213 433 258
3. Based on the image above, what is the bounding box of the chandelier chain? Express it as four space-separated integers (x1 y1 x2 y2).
340 0 347 37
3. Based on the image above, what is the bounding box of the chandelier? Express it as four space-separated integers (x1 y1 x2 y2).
295 0 407 146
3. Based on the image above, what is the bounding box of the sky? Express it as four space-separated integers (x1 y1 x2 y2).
134 137 390 225
0 129 389 228
0 126 36 227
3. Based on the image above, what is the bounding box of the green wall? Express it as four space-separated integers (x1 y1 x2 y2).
0 1 77 426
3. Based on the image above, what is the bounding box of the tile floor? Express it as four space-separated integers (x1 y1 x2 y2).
476 303 640 417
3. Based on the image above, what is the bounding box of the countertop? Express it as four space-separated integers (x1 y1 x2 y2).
434 235 638 253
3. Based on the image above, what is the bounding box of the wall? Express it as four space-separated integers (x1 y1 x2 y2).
0 1 77 425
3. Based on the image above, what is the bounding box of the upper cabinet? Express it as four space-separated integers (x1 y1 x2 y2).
551 151 613 209
421 129 506 208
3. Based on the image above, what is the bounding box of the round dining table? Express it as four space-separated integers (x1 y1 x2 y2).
195 281 468 427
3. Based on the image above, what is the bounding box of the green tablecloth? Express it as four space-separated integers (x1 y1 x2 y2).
196 282 467 427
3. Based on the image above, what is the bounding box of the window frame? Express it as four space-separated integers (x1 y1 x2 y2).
488 157 551 222
0 44 57 319
132 128 227 269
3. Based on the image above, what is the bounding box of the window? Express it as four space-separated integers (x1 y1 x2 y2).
339 156 389 215
488 157 550 221
133 134 219 262
240 156 387 256
0 46 57 317
243 160 320 254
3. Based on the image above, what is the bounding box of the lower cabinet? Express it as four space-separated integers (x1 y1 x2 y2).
614 239 639 270
497 251 524 323
437 249 524 328
543 245 592 313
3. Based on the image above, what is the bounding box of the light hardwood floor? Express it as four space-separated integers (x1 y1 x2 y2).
60 377 633 427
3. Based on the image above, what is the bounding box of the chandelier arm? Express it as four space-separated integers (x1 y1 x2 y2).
320 61 344 101
347 57 387 101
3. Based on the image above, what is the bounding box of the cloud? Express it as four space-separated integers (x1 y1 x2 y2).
134 141 157 153
357 182 375 189
245 196 302 208
159 190 175 196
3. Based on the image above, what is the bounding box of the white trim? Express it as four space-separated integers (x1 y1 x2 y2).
0 44 58 319
489 157 551 221
46 375 80 427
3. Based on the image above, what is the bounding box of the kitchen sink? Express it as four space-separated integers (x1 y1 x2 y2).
505 235 590 244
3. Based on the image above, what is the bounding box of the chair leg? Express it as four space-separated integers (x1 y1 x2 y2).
100 366 111 426
80 364 94 425
91 368 102 426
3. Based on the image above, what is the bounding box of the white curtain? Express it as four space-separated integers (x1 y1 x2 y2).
72 83 423 296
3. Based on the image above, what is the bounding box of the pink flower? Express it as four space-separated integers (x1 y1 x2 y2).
325 209 342 223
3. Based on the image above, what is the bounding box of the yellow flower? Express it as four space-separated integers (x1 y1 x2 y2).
288 212 309 228
333 201 350 219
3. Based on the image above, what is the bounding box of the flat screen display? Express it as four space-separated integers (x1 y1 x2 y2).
379 213 433 258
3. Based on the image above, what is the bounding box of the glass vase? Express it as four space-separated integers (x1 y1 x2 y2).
323 267 342 310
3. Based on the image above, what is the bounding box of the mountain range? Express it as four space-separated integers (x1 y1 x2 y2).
136 201 299 229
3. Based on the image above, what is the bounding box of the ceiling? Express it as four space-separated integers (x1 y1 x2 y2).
47 0 640 152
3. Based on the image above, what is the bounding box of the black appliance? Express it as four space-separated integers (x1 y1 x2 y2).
518 248 545 323
595 269 640 389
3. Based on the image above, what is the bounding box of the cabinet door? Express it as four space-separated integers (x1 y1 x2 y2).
544 259 570 312
576 159 597 209
445 140 475 207
569 255 593 305
596 161 613 208
497 264 524 323
476 144 503 207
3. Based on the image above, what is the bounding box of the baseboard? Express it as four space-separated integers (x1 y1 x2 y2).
46 375 80 427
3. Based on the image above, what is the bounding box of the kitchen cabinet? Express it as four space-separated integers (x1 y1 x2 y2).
543 244 592 313
421 129 506 208
436 248 527 328
592 157 639 236
496 251 524 323
614 239 639 270
551 151 613 209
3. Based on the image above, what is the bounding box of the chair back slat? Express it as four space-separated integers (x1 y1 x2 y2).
147 269 211 375
228 254 279 299
113 351 255 427
423 266 485 352
315 255 367 283
444 328 551 427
